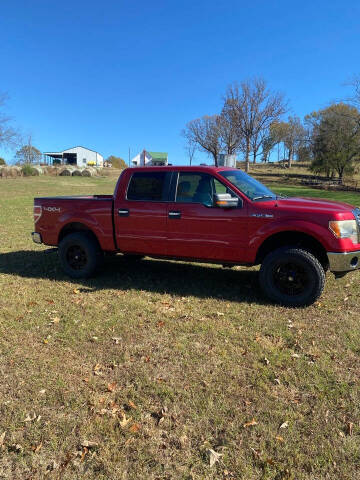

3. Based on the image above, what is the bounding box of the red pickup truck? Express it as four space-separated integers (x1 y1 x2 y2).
32 166 360 307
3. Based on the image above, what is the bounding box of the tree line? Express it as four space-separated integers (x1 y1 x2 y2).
2 79 360 182
182 76 360 182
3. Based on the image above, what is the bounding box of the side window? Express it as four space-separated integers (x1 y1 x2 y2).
176 173 213 205
213 178 229 195
127 172 167 201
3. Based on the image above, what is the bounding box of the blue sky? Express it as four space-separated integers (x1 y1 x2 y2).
1 0 360 164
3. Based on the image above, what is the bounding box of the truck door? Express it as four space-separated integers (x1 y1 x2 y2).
114 170 171 255
166 171 248 262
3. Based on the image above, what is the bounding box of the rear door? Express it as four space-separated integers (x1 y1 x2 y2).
166 171 249 262
114 170 171 255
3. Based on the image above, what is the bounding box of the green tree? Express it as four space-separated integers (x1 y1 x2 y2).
271 117 306 167
0 157 6 165
107 155 127 169
306 103 360 182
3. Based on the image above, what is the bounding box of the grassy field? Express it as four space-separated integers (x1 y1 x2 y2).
1 175 360 479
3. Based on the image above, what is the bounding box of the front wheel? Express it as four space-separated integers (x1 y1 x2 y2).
58 232 103 279
259 247 325 307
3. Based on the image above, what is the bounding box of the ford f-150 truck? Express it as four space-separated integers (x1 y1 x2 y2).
32 166 360 307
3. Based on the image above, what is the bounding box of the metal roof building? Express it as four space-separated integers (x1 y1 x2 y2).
43 146 104 167
131 150 168 167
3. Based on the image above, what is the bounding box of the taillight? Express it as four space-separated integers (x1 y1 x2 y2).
34 205 42 223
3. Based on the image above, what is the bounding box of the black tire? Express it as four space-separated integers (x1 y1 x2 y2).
58 232 103 279
259 247 325 307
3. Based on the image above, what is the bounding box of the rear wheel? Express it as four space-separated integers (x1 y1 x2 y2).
259 247 325 307
58 232 103 279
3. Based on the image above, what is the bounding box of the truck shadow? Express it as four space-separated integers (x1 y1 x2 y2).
0 249 266 304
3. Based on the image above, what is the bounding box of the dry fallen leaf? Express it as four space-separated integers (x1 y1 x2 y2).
275 435 284 442
129 422 141 433
32 443 43 453
128 401 137 409
93 364 102 376
243 418 258 428
280 421 289 429
0 432 5 446
81 447 88 462
119 413 132 428
73 288 80 294
81 440 98 448
24 413 37 422
107 382 117 392
207 448 222 467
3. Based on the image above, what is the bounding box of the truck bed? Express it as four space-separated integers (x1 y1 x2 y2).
34 195 116 251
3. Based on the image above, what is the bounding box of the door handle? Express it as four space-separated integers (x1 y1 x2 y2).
169 211 181 219
118 208 129 217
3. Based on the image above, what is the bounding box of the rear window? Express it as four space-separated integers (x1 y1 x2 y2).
127 172 167 201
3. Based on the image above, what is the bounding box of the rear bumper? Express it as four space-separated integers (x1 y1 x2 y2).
327 250 360 272
31 232 42 244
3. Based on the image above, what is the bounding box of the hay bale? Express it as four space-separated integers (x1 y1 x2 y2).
8 166 22 177
32 166 43 175
72 169 83 176
44 166 60 176
60 167 75 176
82 167 96 177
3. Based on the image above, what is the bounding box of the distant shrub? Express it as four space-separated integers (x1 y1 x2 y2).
107 155 127 169
21 164 37 176
0 157 6 165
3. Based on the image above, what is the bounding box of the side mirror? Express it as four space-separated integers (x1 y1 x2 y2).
214 193 239 209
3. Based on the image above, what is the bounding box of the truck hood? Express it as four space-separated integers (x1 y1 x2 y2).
275 196 356 214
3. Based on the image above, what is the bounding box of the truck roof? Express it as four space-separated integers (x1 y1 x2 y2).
125 165 237 173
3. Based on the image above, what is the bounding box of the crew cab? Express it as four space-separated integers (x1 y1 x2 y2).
32 166 360 307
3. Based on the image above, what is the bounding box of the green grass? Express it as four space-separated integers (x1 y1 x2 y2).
1 176 360 479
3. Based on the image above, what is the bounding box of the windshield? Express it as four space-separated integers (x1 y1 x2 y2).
218 170 277 201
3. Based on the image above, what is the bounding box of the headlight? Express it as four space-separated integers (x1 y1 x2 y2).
329 220 358 243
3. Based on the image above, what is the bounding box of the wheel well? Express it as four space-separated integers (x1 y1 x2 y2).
256 231 329 270
58 222 100 248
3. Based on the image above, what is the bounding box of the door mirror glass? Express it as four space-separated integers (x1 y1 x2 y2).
214 193 239 209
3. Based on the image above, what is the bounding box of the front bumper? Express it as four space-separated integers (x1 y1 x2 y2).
31 232 42 244
327 250 360 272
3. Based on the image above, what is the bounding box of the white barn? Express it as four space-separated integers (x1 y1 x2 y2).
44 146 104 167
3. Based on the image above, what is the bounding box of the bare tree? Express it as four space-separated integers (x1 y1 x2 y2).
0 93 19 150
225 78 287 172
218 98 242 154
183 115 221 166
345 75 360 109
181 130 197 165
15 134 42 164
